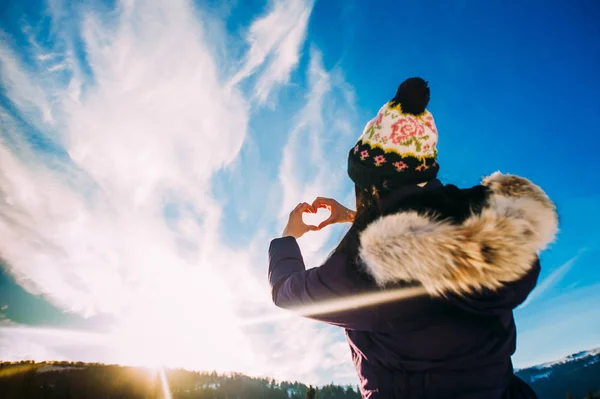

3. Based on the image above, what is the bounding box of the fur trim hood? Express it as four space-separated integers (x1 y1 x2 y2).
358 172 558 296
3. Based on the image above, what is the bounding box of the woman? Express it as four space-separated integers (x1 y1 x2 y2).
268 78 557 398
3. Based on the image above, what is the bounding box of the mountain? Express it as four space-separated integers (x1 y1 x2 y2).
516 347 600 399
0 348 598 398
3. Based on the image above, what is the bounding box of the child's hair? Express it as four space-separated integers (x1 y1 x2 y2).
389 77 430 115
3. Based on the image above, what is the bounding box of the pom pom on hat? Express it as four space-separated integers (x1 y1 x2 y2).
390 77 430 115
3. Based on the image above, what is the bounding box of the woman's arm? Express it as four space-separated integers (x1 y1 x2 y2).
268 200 376 329
268 236 377 330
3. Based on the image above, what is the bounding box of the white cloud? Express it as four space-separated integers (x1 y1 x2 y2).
513 282 600 368
520 249 585 309
230 0 314 104
1 0 248 316
0 40 57 128
278 47 357 259
0 0 360 386
0 327 71 362
242 48 362 385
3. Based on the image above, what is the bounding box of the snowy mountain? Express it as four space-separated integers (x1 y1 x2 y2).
0 349 599 398
516 348 600 399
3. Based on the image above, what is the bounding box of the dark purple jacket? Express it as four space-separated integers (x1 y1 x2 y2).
268 174 558 399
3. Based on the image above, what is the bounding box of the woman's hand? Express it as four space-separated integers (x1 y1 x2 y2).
311 197 356 230
282 203 319 239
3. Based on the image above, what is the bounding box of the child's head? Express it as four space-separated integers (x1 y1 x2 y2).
390 77 430 115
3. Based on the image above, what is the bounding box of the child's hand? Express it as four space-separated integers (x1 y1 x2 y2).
311 197 356 230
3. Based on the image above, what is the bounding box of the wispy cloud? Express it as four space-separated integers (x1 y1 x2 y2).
242 48 362 383
0 0 359 386
514 282 600 368
520 249 585 309
230 0 314 104
232 47 361 385
278 47 358 258
1 0 248 315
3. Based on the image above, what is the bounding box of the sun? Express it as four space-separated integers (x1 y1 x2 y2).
106 266 256 374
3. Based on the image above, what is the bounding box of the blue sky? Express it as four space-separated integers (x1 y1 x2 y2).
0 0 599 386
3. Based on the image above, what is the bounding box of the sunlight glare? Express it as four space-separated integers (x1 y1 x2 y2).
108 265 256 373
237 285 428 326
302 208 331 227
159 368 173 399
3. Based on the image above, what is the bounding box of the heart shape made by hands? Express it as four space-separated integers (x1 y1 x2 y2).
302 207 331 229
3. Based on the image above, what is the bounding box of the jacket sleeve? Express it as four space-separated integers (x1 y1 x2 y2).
268 236 377 330
445 258 541 315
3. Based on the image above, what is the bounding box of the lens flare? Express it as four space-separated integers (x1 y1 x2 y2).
159 368 173 399
237 285 427 326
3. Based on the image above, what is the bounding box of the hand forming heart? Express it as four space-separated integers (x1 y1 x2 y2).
311 197 356 230
282 199 356 239
302 207 332 229
281 203 319 239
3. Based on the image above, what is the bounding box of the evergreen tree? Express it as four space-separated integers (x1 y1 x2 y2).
566 393 574 399
0 361 365 399
585 389 594 399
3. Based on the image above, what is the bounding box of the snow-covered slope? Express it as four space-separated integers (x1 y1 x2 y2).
516 347 600 399
531 348 600 371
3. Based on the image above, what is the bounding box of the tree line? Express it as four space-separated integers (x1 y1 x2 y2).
0 361 361 399
3 360 596 399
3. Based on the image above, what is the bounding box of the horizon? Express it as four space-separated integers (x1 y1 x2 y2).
1 0 599 387
2 344 599 377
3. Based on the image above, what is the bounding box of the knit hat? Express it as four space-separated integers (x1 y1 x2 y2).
348 77 439 191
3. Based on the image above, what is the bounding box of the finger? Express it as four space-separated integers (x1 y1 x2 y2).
293 202 310 212
307 225 319 232
298 202 315 213
306 202 317 213
291 203 301 216
312 197 332 206
318 215 337 230
312 197 333 210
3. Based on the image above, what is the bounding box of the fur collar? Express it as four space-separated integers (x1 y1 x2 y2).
358 172 558 296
